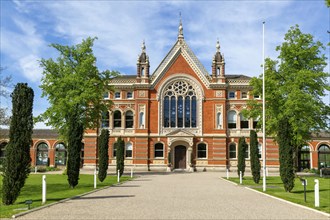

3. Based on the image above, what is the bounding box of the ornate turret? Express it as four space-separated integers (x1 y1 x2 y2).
136 40 150 80
212 40 225 82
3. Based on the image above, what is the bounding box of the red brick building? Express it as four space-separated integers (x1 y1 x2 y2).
0 23 329 172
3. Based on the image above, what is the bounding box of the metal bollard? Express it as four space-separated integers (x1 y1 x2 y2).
314 179 319 207
42 175 46 204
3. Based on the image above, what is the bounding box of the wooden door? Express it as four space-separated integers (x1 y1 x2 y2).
175 145 186 169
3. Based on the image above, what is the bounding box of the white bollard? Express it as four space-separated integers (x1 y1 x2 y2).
131 167 133 178
314 179 319 207
226 169 229 179
35 166 37 174
117 170 120 183
320 169 323 178
94 168 97 189
239 171 242 184
42 175 46 204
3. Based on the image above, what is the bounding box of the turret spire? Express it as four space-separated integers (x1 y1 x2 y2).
178 12 184 40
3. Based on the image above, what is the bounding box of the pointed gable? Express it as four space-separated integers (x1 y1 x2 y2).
150 39 211 89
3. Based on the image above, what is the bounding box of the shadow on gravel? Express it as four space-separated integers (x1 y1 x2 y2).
113 185 140 187
74 195 135 200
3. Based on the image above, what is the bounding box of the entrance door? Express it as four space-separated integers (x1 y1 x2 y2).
175 145 186 169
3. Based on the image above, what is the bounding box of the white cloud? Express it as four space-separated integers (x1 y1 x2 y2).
18 55 42 83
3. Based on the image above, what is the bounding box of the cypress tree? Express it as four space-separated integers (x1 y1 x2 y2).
67 109 84 188
250 130 261 184
98 129 109 182
116 137 125 177
237 137 247 177
278 117 295 192
2 83 34 205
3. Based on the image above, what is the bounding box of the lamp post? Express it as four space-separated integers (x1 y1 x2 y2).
262 21 267 192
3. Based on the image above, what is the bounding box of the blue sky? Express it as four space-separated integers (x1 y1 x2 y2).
1 0 329 128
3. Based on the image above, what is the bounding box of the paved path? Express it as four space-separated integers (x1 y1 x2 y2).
17 172 328 219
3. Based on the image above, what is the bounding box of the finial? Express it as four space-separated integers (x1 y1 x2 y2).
178 12 184 39
216 39 220 52
141 40 146 53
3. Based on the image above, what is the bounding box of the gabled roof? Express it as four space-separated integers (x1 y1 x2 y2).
150 39 212 89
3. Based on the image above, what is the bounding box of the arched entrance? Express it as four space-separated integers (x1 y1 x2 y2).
175 145 186 169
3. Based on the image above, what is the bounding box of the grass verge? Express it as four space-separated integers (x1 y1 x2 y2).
226 176 330 214
0 174 131 218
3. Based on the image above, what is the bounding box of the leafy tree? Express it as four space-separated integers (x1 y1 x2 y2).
237 137 247 177
67 108 84 188
326 0 330 7
245 25 330 171
98 129 109 182
250 130 261 184
2 83 34 205
38 37 118 142
278 117 295 192
0 67 12 126
116 137 125 177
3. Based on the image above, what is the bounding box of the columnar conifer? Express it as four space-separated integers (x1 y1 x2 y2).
116 137 125 177
237 137 247 177
278 117 295 192
67 109 84 188
2 83 34 205
250 130 261 183
98 129 109 182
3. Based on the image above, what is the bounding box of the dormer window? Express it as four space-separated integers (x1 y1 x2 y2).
127 91 133 99
241 92 248 99
103 92 109 99
115 92 121 99
228 91 235 99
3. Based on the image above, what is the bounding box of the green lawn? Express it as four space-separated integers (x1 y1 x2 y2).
226 176 330 214
0 174 131 218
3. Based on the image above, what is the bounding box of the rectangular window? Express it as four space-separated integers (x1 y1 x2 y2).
245 145 249 159
155 143 164 158
115 92 121 99
113 143 117 158
258 144 262 158
197 144 207 159
126 143 132 158
254 94 260 99
228 91 235 99
229 144 236 159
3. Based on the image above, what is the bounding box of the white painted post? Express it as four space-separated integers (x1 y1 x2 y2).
320 169 323 178
35 166 37 174
314 179 319 207
117 170 120 183
42 175 46 204
239 171 242 184
226 169 229 179
94 168 97 189
131 167 133 178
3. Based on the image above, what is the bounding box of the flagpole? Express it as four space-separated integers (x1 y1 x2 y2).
262 21 267 192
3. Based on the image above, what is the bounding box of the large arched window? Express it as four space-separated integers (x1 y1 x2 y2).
318 144 330 168
113 110 122 128
228 111 237 129
101 111 110 128
55 143 67 166
229 143 236 158
197 143 207 159
125 111 134 128
37 143 49 165
298 145 310 170
155 143 164 158
163 80 197 128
